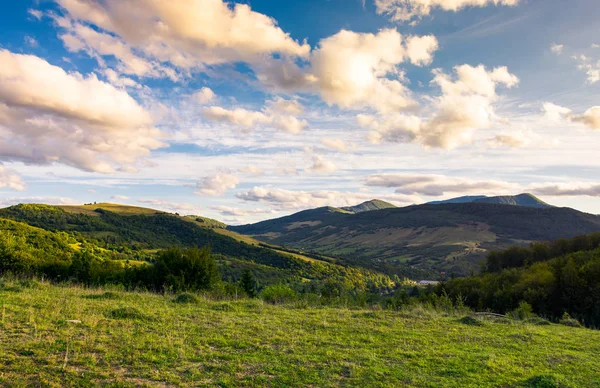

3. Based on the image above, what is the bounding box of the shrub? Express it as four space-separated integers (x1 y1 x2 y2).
459 316 484 326
509 301 533 321
106 307 151 321
261 284 297 304
172 293 199 304
85 291 120 300
559 312 582 328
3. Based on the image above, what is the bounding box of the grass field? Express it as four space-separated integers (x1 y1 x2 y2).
1 280 599 387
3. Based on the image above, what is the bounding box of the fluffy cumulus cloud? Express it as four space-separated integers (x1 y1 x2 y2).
360 65 519 149
0 50 165 173
544 102 600 130
54 0 310 79
237 186 415 210
201 98 307 133
374 0 520 23
0 166 25 191
193 87 216 104
573 54 600 84
308 29 437 113
195 174 240 196
365 173 516 196
308 155 338 173
257 29 438 113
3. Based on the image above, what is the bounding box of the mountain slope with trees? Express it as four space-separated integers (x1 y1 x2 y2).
231 201 600 276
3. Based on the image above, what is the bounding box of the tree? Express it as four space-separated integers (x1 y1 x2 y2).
240 269 257 298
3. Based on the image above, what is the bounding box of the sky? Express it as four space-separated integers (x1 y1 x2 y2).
0 0 599 224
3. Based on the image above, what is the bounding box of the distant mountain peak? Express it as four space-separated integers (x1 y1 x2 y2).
340 199 397 214
427 193 553 209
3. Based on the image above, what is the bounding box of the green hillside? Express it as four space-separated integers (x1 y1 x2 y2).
0 204 394 291
340 199 397 213
1 279 599 387
440 232 600 327
231 202 600 277
429 193 553 209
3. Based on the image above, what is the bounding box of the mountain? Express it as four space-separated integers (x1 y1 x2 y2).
340 199 397 214
428 195 488 205
0 203 394 289
428 193 553 209
230 202 600 277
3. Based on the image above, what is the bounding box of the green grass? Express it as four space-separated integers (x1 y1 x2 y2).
1 280 599 387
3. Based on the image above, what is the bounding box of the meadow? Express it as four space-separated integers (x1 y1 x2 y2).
1 279 599 387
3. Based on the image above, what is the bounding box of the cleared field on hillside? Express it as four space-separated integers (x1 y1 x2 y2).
1 280 599 387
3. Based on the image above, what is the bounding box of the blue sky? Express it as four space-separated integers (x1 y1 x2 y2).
0 0 599 223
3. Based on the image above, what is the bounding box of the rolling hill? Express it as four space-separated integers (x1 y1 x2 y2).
230 200 600 277
0 203 394 290
428 193 553 208
340 199 397 213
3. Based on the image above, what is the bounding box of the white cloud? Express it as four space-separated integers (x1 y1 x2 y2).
267 97 304 115
193 87 216 104
571 107 600 129
544 102 600 130
530 183 600 197
0 166 25 191
0 50 165 173
111 195 129 200
308 29 431 113
136 198 203 215
0 196 78 208
365 173 516 196
195 174 239 196
55 0 310 77
321 138 351 152
202 100 308 133
374 0 520 23
24 36 38 47
238 165 265 175
210 205 274 217
237 186 415 210
543 102 572 121
201 106 271 130
573 54 600 84
308 155 338 173
551 43 564 55
360 64 519 149
257 29 438 114
405 35 439 66
487 130 558 148
28 9 43 20
57 22 170 79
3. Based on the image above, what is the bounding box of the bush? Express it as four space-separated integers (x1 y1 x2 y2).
509 301 533 321
459 316 484 326
172 293 199 304
106 307 151 321
261 284 297 304
559 312 582 328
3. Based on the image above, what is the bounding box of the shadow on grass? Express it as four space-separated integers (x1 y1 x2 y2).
83 291 121 300
515 375 569 388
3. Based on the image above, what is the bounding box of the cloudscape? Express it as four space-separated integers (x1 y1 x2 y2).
1 0 599 224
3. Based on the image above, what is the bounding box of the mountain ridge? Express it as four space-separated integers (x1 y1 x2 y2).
230 201 600 276
427 193 552 209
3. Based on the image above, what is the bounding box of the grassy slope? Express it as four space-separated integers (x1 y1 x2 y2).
1 204 392 288
231 203 600 276
1 280 599 387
